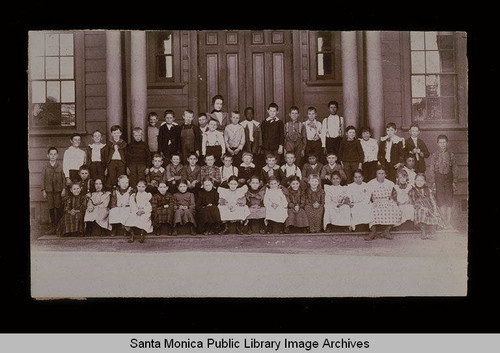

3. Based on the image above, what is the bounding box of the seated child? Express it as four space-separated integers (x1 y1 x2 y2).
166 153 183 193
220 153 239 188
280 152 302 185
109 175 134 237
284 176 309 233
200 154 222 187
146 153 167 194
181 152 202 194
84 178 112 236
218 175 250 234
151 181 175 235
57 181 87 237
173 179 196 235
320 152 347 186
402 155 417 186
346 170 373 231
324 171 352 232
238 152 256 186
78 164 93 195
302 153 324 188
303 175 325 233
195 177 222 235
263 176 289 233
261 153 283 186
408 173 446 239
394 169 415 228
125 179 153 243
245 176 267 234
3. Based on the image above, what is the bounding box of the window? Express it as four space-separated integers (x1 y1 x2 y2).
146 31 183 87
316 31 335 79
29 32 76 127
410 31 458 122
308 31 341 85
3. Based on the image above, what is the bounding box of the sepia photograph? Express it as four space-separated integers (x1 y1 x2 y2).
27 30 468 298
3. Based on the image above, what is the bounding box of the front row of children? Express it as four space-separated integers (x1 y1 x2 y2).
55 149 446 242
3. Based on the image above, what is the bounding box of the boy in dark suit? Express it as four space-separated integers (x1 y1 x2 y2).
404 123 430 174
260 103 284 165
158 110 179 165
377 122 404 183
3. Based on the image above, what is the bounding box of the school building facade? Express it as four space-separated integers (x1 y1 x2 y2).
28 30 468 224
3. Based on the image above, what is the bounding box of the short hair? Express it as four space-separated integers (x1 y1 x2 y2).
288 175 301 184
244 107 254 114
157 181 168 187
70 181 82 189
308 152 318 158
353 169 364 177
132 127 143 133
187 152 198 159
397 168 409 178
289 106 299 113
117 175 129 182
285 151 296 157
376 165 387 174
405 155 415 161
345 125 357 134
331 170 342 179
326 151 338 158
437 134 448 142
170 153 181 159
308 174 320 181
204 153 215 160
267 175 279 184
409 122 420 130
110 125 122 133
198 112 208 119
360 126 372 134
248 175 261 183
307 106 317 113
231 110 240 116
202 177 214 184
70 133 81 140
152 153 163 160
386 122 398 130
136 179 147 186
177 178 189 187
328 100 339 108
148 112 158 119
267 102 279 110
242 152 253 159
164 109 175 118
415 172 427 180
266 153 276 160
92 129 103 136
212 94 224 104
183 109 194 116
47 147 58 154
222 153 233 160
78 164 90 172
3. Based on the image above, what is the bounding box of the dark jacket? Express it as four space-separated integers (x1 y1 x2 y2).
158 123 180 157
104 139 127 165
207 111 230 131
260 118 284 151
178 124 202 154
378 138 404 168
404 137 430 173
86 144 106 164
126 140 151 166
242 121 262 154
41 161 65 193
338 138 364 163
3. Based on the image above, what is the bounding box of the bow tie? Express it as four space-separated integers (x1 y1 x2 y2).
307 121 317 128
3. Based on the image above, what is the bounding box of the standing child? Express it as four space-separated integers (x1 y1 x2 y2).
302 153 324 187
173 179 197 235
220 153 239 188
359 126 379 182
179 109 202 164
364 167 402 241
207 94 230 131
409 173 446 239
202 119 225 167
104 125 127 189
245 176 267 234
378 122 405 183
281 152 302 185
402 155 417 186
151 181 175 235
200 154 222 187
321 100 344 157
146 154 167 194
41 147 66 234
304 175 325 233
195 178 221 235
181 153 201 194
429 134 458 229
108 175 133 237
125 180 153 243
126 127 150 188
324 171 352 232
86 130 106 183
283 176 309 233
238 152 256 186
320 152 347 186
158 109 179 165
197 112 209 135
217 176 250 234
78 165 93 195
284 106 307 167
394 169 415 228
261 153 283 186
304 106 324 164
63 133 86 187
165 153 183 193
240 107 262 169
263 176 288 233
346 170 373 231
84 178 111 236
57 182 87 237
405 123 430 174
338 126 364 184
260 103 284 165
224 110 246 166
146 112 160 163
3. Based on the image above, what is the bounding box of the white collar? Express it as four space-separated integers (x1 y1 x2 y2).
380 135 404 143
150 166 165 173
283 164 297 169
266 117 278 122
240 162 255 168
329 114 339 119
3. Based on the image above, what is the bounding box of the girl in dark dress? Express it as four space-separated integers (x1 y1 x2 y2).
57 182 87 236
196 177 221 234
151 181 175 235
284 176 309 232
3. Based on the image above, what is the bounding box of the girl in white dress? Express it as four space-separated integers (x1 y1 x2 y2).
346 170 373 231
109 175 133 237
324 171 352 231
218 176 250 234
125 179 153 243
394 169 415 227
263 176 288 233
84 178 112 235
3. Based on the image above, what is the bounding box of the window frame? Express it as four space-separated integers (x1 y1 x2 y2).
146 31 184 89
307 31 342 86
401 31 467 130
28 31 86 136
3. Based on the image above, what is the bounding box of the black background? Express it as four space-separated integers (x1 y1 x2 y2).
4 4 497 334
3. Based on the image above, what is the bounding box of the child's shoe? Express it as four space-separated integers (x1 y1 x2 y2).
138 230 145 243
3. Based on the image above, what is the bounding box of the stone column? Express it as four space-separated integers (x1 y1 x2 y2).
130 31 147 134
365 31 385 139
106 31 122 133
341 31 359 129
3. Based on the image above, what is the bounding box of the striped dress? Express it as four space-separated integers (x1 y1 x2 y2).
57 193 87 236
151 192 175 227
304 187 325 232
408 185 446 228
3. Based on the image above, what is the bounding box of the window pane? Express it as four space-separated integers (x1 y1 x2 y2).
45 57 59 79
32 101 61 126
30 57 45 79
411 51 425 73
441 97 456 120
32 81 46 103
317 53 324 76
157 55 173 78
440 75 456 96
440 50 455 73
425 51 440 73
411 75 426 97
426 75 440 97
160 32 172 54
46 81 60 102
412 98 426 122
425 31 438 50
60 57 74 79
318 32 332 52
60 34 74 56
61 81 75 102
317 36 324 52
426 98 442 120
410 32 424 50
437 34 454 49
165 56 173 78
29 32 45 57
61 104 76 126
45 33 59 56
318 53 333 76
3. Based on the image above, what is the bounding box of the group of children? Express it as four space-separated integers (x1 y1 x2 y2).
41 96 459 242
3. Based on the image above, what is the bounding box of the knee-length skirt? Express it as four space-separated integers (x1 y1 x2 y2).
174 209 196 226
370 200 402 226
304 205 324 232
285 208 309 228
197 205 221 228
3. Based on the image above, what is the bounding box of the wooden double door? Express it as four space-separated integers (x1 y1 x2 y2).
198 30 293 123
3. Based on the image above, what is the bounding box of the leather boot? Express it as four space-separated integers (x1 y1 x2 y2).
364 226 378 241
138 230 145 243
